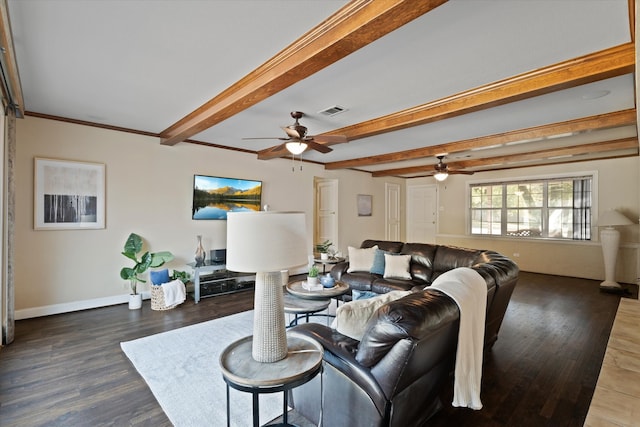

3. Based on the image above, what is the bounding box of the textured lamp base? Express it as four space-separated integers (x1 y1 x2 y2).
252 271 287 363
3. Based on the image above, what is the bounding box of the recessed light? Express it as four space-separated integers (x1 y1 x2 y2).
581 90 610 100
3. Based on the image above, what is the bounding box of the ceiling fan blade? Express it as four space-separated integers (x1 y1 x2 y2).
305 140 333 153
310 134 348 144
242 137 290 141
267 143 288 153
448 170 475 175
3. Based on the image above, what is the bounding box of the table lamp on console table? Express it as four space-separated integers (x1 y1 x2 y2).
226 211 308 363
596 209 633 291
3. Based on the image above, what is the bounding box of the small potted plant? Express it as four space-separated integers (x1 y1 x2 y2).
120 233 174 309
315 240 333 260
307 264 320 286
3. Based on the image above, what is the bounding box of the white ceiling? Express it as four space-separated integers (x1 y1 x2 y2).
5 0 637 176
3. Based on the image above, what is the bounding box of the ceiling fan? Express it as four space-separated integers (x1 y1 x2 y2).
244 111 347 155
431 155 474 181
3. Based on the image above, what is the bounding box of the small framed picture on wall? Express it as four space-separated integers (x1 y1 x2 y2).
357 194 372 217
34 157 106 230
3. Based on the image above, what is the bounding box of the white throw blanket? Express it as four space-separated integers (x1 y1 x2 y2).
161 279 186 307
431 267 487 410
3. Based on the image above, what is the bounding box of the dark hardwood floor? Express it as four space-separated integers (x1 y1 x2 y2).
0 272 628 427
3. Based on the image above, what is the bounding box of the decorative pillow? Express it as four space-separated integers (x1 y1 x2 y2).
369 249 389 275
149 268 170 285
332 290 411 340
347 245 378 273
352 290 378 300
383 254 412 280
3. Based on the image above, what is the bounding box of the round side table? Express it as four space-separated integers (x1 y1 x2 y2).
283 293 331 327
286 280 349 300
219 331 323 427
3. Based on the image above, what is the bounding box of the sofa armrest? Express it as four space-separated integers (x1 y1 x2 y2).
289 322 389 415
330 261 350 281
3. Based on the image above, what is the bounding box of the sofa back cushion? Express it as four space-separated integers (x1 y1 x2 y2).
400 243 437 283
431 245 483 282
333 290 412 340
361 239 403 253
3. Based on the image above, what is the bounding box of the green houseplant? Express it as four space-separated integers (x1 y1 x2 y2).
315 240 334 260
307 264 320 286
120 233 174 308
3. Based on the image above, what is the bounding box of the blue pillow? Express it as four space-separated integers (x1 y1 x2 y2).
352 290 378 300
370 249 389 275
150 268 170 285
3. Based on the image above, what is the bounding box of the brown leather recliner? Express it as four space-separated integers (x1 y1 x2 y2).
330 240 519 347
289 241 518 426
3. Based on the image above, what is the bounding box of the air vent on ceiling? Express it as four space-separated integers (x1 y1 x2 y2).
318 105 347 116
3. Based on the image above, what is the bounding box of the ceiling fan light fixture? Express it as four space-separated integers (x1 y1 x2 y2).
285 141 307 155
434 172 449 181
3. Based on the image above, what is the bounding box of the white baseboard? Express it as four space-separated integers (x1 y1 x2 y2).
15 293 151 320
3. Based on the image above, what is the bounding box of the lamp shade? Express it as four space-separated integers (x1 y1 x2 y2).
226 211 308 273
596 210 633 227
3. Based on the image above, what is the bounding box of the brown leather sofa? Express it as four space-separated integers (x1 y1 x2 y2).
289 240 519 426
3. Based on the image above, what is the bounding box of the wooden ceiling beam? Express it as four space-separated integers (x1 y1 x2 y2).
371 137 639 177
260 43 635 161
333 43 635 140
159 0 448 146
324 109 637 169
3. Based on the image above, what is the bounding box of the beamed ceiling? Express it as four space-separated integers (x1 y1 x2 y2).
3 0 638 178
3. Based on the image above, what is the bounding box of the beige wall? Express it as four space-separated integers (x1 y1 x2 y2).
408 157 640 283
14 116 640 318
15 116 402 318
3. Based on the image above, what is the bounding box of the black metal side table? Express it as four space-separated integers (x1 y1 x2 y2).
219 331 323 427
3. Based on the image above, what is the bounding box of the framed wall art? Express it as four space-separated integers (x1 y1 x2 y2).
34 157 106 230
357 194 372 217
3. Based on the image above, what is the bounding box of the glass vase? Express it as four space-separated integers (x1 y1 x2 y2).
195 235 206 266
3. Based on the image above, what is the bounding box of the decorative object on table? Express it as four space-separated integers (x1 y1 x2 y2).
596 209 634 291
315 240 333 260
307 264 319 286
357 194 372 217
119 233 174 310
301 280 323 291
194 235 206 266
320 274 335 288
33 157 106 230
226 211 307 363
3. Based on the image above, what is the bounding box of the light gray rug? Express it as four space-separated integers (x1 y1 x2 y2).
121 310 284 426
121 307 335 426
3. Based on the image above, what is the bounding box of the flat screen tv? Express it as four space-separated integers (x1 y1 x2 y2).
192 175 262 220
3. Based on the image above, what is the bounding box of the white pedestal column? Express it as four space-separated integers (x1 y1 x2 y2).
600 227 622 289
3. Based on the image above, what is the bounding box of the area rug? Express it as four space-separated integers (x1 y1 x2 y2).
121 310 286 426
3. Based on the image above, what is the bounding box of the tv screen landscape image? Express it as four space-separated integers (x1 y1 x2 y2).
192 175 262 220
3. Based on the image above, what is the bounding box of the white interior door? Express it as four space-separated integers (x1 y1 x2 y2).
385 182 401 241
315 178 338 253
406 184 437 243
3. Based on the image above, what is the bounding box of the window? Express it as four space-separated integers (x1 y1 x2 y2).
470 176 592 240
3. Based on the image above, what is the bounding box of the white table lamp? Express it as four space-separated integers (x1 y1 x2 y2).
596 209 633 290
226 211 307 362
